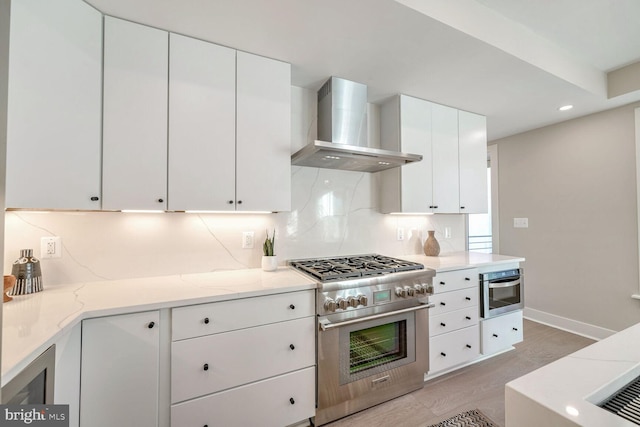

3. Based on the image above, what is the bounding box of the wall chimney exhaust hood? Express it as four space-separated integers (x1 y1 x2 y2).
291 77 422 173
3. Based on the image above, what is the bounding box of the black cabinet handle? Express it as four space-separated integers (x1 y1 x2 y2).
289 398 295 405
465 297 471 301
289 344 295 350
429 205 434 209
464 277 471 281
440 302 446 306
513 327 519 331
440 352 446 357
203 363 209 371
439 281 445 285
157 198 164 203
237 200 243 205
90 196 99 201
461 206 466 209
147 321 155 329
440 322 446 327
433 205 439 209
289 304 295 310
466 344 472 349
228 200 234 204
204 317 210 324
465 316 471 320
493 333 498 338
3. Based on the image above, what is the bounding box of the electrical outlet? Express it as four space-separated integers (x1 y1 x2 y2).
40 236 62 259
396 228 405 241
445 227 452 239
513 218 529 228
242 231 254 249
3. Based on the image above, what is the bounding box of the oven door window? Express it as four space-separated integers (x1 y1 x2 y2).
489 278 521 310
339 312 416 385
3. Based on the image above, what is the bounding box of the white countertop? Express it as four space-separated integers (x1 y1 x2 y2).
402 251 525 272
1 267 316 385
506 321 640 427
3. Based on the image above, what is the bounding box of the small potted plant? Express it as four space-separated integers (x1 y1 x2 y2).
261 229 278 271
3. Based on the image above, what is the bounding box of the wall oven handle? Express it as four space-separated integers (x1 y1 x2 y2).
488 279 520 289
319 303 435 331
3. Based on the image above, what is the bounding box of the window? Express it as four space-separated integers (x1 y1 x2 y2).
468 145 498 253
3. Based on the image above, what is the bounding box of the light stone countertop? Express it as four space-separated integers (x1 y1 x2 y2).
402 251 525 272
1 267 316 386
506 321 640 427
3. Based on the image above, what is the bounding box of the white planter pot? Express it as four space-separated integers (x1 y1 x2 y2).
261 256 278 272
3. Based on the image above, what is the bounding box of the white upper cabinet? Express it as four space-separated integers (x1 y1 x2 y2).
6 0 102 210
459 111 488 213
431 103 460 214
236 51 291 212
102 17 169 211
380 95 433 213
168 34 236 211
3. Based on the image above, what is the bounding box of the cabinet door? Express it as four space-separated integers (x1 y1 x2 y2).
399 95 433 213
431 103 460 213
459 110 488 213
6 0 102 209
236 52 291 212
102 17 168 211
80 311 160 427
168 34 236 211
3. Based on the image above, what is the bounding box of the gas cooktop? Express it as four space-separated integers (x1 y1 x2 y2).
289 254 424 282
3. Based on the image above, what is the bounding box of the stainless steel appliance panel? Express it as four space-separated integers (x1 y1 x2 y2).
480 268 524 318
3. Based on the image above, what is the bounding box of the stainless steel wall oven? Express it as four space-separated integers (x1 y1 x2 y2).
1 344 55 404
289 254 435 426
480 268 524 318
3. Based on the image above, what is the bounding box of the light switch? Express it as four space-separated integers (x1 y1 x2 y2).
513 218 529 228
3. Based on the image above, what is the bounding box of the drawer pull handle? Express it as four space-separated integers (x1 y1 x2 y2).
465 297 471 301
439 281 445 285
147 322 155 329
440 322 446 327
289 344 295 350
465 316 471 320
440 302 446 306
466 344 472 349
203 363 209 371
493 333 499 338
289 398 295 405
289 304 296 310
464 277 471 281
440 352 447 357
204 317 210 324
157 198 164 203
228 200 234 204
90 196 99 201
513 327 519 331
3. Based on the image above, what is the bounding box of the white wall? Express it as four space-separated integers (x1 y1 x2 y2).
4 86 466 286
495 101 640 333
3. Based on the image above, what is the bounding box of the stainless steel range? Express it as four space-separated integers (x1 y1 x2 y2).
289 254 435 426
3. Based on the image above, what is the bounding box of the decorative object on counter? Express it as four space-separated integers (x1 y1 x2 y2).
9 249 43 295
426 409 498 427
262 229 278 271
4 275 16 302
423 230 440 256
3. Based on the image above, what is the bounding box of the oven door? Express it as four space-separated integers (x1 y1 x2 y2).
316 304 430 425
482 274 524 318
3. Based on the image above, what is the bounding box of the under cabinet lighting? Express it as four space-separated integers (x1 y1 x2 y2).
558 105 573 111
120 210 165 213
185 210 274 214
388 212 434 215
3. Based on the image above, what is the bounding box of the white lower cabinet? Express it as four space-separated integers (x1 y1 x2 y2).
480 310 524 355
80 311 161 427
171 367 315 427
171 290 316 425
430 325 480 373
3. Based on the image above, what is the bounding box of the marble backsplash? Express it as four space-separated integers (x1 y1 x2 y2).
4 85 466 286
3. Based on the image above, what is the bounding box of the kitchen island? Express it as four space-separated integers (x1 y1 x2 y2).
506 321 640 427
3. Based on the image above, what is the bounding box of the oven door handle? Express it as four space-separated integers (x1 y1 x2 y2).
488 279 521 289
318 303 435 331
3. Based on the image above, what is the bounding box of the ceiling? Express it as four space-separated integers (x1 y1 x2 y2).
84 0 640 141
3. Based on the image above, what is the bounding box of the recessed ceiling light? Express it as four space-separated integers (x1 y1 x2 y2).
558 105 573 111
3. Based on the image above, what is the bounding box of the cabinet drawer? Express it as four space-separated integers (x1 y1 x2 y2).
480 310 523 355
429 325 480 374
171 316 315 403
429 287 478 316
172 367 315 427
172 290 314 340
430 306 479 337
433 268 478 293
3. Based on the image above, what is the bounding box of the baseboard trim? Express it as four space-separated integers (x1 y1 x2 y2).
523 307 616 341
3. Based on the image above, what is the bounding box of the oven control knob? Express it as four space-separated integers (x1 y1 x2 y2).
414 284 425 294
324 298 337 312
357 294 368 306
336 298 349 310
347 296 359 308
395 287 407 298
405 286 415 297
423 283 434 294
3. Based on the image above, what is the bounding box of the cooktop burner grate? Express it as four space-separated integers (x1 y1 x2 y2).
599 374 640 425
289 254 423 282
